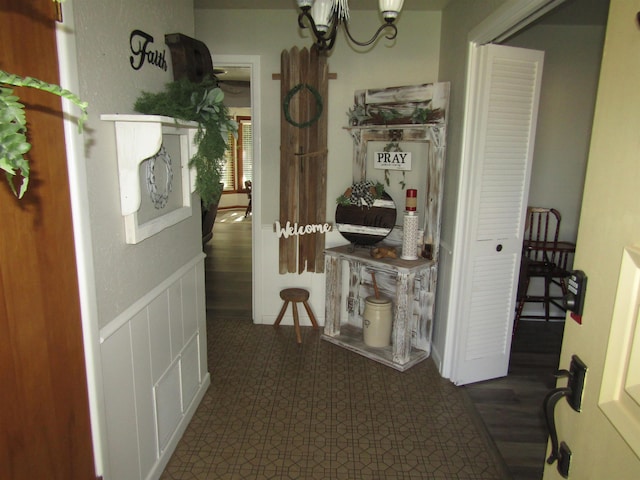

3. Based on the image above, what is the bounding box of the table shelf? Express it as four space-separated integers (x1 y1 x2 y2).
323 245 436 370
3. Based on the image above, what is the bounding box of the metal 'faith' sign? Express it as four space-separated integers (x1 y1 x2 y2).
130 30 168 72
374 151 412 171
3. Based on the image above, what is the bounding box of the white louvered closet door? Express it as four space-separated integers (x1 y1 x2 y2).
453 44 544 385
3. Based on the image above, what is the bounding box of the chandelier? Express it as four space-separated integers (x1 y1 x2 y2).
296 0 405 52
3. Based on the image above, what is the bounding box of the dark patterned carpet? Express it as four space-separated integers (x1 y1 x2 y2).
161 316 510 479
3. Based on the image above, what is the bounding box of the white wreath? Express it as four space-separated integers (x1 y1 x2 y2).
145 145 173 209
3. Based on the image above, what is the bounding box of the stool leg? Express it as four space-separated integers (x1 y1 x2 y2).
292 301 302 344
302 300 319 329
274 300 289 328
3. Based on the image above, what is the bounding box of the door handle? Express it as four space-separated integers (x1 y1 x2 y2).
543 355 587 477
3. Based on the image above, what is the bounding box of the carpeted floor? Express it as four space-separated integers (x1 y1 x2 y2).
161 315 510 479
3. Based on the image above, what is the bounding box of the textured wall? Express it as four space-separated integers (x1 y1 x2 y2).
73 0 199 327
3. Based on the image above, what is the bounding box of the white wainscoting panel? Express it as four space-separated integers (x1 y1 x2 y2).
101 320 140 480
149 292 172 384
155 361 182 452
181 333 201 412
100 255 210 480
130 308 157 476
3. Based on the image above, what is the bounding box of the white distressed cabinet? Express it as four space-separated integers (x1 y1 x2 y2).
323 245 437 371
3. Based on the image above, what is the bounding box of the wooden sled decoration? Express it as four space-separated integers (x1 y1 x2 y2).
279 46 329 274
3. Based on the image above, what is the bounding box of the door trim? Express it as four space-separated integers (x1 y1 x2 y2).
56 0 108 475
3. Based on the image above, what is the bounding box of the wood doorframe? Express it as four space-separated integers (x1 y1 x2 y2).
440 0 567 380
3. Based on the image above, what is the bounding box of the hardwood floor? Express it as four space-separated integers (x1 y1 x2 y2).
205 210 564 480
204 210 252 320
464 321 564 480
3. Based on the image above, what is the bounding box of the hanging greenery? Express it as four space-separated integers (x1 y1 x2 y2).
133 77 237 208
0 70 88 199
383 141 406 189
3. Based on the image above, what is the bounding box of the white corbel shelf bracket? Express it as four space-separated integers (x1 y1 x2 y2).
101 114 198 216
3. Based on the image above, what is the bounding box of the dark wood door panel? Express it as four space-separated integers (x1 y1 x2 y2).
0 1 96 478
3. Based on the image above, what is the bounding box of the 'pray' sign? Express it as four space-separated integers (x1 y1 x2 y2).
374 151 412 171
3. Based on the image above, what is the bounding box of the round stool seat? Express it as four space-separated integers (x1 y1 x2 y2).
279 288 310 302
274 288 318 344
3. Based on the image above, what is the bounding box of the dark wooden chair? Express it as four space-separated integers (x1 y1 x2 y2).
514 207 575 328
244 180 252 217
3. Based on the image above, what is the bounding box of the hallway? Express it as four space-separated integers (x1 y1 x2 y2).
161 210 560 479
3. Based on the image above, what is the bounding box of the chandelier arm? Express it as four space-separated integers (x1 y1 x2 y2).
298 9 339 51
342 21 398 47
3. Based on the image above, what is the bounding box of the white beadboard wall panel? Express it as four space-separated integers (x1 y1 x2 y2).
149 292 172 385
168 281 184 359
181 333 201 411
181 268 198 341
129 309 158 477
155 362 182 452
99 255 209 480
196 264 207 379
100 322 140 480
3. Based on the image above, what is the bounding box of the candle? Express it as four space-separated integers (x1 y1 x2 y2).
406 189 417 211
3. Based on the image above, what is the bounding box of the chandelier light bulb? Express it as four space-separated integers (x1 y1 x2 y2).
311 0 333 33
379 0 404 21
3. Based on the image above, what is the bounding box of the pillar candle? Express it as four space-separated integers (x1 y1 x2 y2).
405 189 417 211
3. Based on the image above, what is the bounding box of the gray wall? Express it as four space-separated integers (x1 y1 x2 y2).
73 0 199 327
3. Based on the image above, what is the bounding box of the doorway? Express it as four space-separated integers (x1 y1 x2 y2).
443 0 609 386
212 55 261 322
503 1 608 363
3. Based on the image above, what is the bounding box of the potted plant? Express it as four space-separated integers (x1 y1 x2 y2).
133 77 237 208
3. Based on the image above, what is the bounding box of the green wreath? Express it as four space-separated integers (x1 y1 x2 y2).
283 83 323 128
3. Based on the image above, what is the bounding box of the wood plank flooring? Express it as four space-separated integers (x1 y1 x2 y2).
205 209 563 480
464 322 564 480
204 210 252 320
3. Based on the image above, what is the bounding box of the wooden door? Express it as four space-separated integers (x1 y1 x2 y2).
543 2 640 477
451 44 544 385
0 1 96 479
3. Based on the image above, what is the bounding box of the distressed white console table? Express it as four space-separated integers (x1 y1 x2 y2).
323 83 449 371
323 245 437 371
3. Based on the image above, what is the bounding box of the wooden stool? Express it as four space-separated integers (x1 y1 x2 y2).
273 288 319 344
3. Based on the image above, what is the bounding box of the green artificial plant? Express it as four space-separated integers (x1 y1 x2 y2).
0 71 88 199
0 1 85 199
133 77 237 208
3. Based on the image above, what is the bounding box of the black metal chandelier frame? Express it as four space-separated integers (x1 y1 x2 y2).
297 5 399 52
